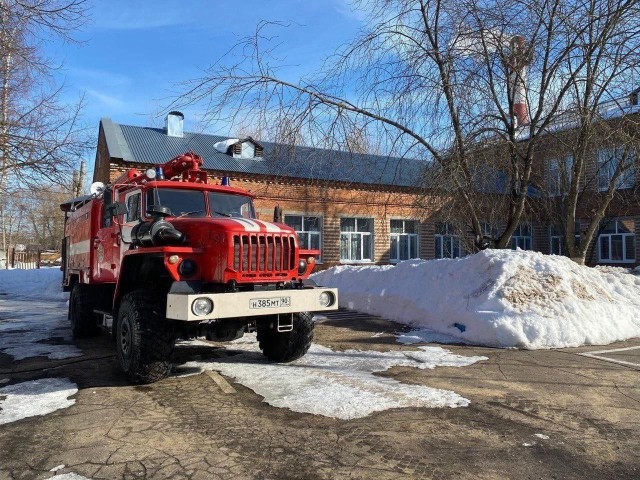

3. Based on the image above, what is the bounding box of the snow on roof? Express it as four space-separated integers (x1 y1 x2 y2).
213 138 240 153
516 93 640 141
312 249 640 349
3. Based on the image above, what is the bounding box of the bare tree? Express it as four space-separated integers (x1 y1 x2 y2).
530 0 640 264
0 0 89 255
175 0 639 257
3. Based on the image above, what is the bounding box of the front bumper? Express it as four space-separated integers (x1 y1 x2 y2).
166 287 338 321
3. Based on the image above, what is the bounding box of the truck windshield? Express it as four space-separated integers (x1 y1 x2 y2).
146 189 206 217
209 192 255 219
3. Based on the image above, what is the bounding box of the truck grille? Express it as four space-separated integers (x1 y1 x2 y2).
233 234 296 276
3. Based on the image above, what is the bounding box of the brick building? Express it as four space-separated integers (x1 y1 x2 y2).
93 100 640 268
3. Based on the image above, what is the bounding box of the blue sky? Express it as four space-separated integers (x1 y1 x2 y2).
46 0 363 148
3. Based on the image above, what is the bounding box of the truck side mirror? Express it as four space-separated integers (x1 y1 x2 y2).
106 201 128 217
103 187 113 206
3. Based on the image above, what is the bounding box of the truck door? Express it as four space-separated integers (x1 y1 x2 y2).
94 202 118 282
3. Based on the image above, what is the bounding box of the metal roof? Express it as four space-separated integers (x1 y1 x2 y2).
101 118 428 188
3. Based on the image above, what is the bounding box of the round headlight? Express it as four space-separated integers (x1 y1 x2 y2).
192 297 213 317
298 259 307 274
319 291 335 307
179 259 197 277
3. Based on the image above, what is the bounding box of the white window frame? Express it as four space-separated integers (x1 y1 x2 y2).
549 225 563 256
389 219 419 263
284 215 323 263
340 217 374 263
548 155 573 196
597 147 636 191
598 219 636 263
549 222 581 256
511 223 532 251
434 222 462 259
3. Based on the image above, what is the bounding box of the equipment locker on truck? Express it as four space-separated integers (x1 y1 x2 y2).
60 151 338 383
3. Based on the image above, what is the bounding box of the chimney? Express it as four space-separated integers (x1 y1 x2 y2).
166 111 184 137
508 36 530 127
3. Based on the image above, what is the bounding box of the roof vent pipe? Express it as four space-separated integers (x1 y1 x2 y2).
166 111 184 137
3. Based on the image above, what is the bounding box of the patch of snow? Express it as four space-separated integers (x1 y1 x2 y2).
0 269 81 361
50 464 66 472
213 138 239 153
0 378 77 425
534 433 550 440
0 268 67 301
312 250 640 349
0 298 81 360
522 441 536 447
179 334 487 420
49 474 92 480
396 329 467 345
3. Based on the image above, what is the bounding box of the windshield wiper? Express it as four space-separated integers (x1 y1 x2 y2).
212 210 232 217
176 210 205 218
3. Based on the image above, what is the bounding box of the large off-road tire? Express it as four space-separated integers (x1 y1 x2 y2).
69 283 98 338
115 290 175 384
257 312 314 362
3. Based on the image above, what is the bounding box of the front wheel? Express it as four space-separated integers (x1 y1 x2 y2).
257 312 314 362
116 290 175 384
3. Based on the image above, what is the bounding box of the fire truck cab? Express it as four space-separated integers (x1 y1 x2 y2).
61 152 338 383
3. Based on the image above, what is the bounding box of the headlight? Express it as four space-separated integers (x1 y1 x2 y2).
179 259 197 277
319 291 335 307
298 259 307 274
191 297 213 316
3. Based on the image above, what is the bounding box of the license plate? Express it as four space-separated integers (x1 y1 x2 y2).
249 297 291 309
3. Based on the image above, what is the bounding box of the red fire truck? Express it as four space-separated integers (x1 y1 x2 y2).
60 152 338 383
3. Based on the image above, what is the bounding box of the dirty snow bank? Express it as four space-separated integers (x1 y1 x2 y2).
312 249 640 349
179 334 487 419
0 267 66 301
0 378 77 425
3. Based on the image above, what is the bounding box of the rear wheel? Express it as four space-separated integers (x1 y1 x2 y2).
257 312 314 362
116 290 175 384
69 283 98 338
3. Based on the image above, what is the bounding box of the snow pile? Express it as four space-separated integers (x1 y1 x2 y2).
312 249 640 349
179 334 487 419
0 267 66 301
0 378 77 425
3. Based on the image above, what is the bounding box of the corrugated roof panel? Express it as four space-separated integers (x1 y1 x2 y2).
112 121 427 187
